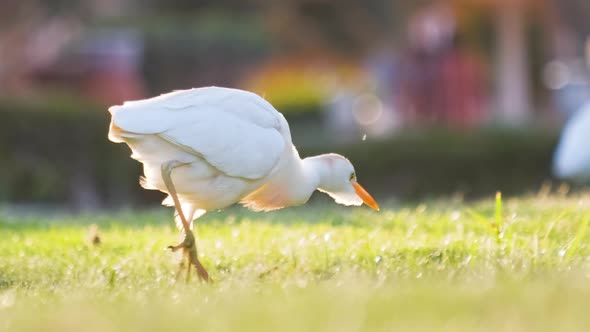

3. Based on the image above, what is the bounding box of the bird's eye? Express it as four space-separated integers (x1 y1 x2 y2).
349 172 356 181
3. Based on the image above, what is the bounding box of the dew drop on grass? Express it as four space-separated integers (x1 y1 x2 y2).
416 205 427 214
0 290 16 309
296 279 308 288
297 238 306 247
462 255 472 266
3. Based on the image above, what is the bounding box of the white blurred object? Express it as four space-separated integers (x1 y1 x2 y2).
544 59 590 117
553 102 590 181
543 60 571 90
352 93 400 137
325 87 358 143
352 93 383 126
408 2 455 53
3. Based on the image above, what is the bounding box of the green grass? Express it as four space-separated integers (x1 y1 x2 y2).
2 193 590 331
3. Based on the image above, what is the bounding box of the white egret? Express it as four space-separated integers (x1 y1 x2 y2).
553 102 590 181
108 87 379 282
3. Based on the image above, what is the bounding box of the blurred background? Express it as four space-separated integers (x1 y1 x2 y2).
1 0 589 211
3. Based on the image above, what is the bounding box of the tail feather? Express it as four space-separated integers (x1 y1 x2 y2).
108 121 126 143
139 176 159 190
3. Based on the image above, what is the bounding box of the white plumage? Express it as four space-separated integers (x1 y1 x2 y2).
553 102 590 181
108 87 378 281
110 87 286 179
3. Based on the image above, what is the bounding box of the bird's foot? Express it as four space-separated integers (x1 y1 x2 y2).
168 231 212 283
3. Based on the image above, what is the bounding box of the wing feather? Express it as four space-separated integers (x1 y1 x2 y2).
109 87 288 180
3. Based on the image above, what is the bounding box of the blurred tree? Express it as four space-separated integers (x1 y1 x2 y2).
552 0 590 40
262 0 423 56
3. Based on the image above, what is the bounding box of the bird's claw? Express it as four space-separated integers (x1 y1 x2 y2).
168 231 211 283
182 232 195 249
167 232 195 252
166 243 184 252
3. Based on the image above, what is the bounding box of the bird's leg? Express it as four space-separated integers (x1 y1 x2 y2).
185 256 191 283
168 243 185 252
175 260 186 281
161 161 211 283
187 237 210 282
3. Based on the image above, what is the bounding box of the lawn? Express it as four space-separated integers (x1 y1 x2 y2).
1 193 590 331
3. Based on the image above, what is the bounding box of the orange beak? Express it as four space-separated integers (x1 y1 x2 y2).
353 181 380 211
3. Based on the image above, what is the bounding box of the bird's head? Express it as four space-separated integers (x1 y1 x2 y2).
311 154 379 211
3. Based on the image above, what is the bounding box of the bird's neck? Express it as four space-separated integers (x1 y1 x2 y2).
250 153 331 209
301 154 331 192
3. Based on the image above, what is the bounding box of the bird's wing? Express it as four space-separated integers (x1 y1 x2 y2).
109 87 290 180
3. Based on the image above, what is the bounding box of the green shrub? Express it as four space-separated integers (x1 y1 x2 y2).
306 128 561 200
0 99 562 207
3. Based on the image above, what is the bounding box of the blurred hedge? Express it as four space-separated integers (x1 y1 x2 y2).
0 99 157 209
307 128 561 201
0 99 562 208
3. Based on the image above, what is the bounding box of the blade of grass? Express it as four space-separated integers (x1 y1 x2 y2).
495 192 502 231
565 215 590 261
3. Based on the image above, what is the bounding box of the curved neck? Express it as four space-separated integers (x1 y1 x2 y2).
301 154 331 191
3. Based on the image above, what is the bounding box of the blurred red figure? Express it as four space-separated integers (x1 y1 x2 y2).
438 39 487 127
79 30 147 106
30 26 147 106
399 3 487 128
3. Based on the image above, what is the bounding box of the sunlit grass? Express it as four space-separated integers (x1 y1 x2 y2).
2 193 590 331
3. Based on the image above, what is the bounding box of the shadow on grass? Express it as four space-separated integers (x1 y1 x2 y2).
0 198 395 231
